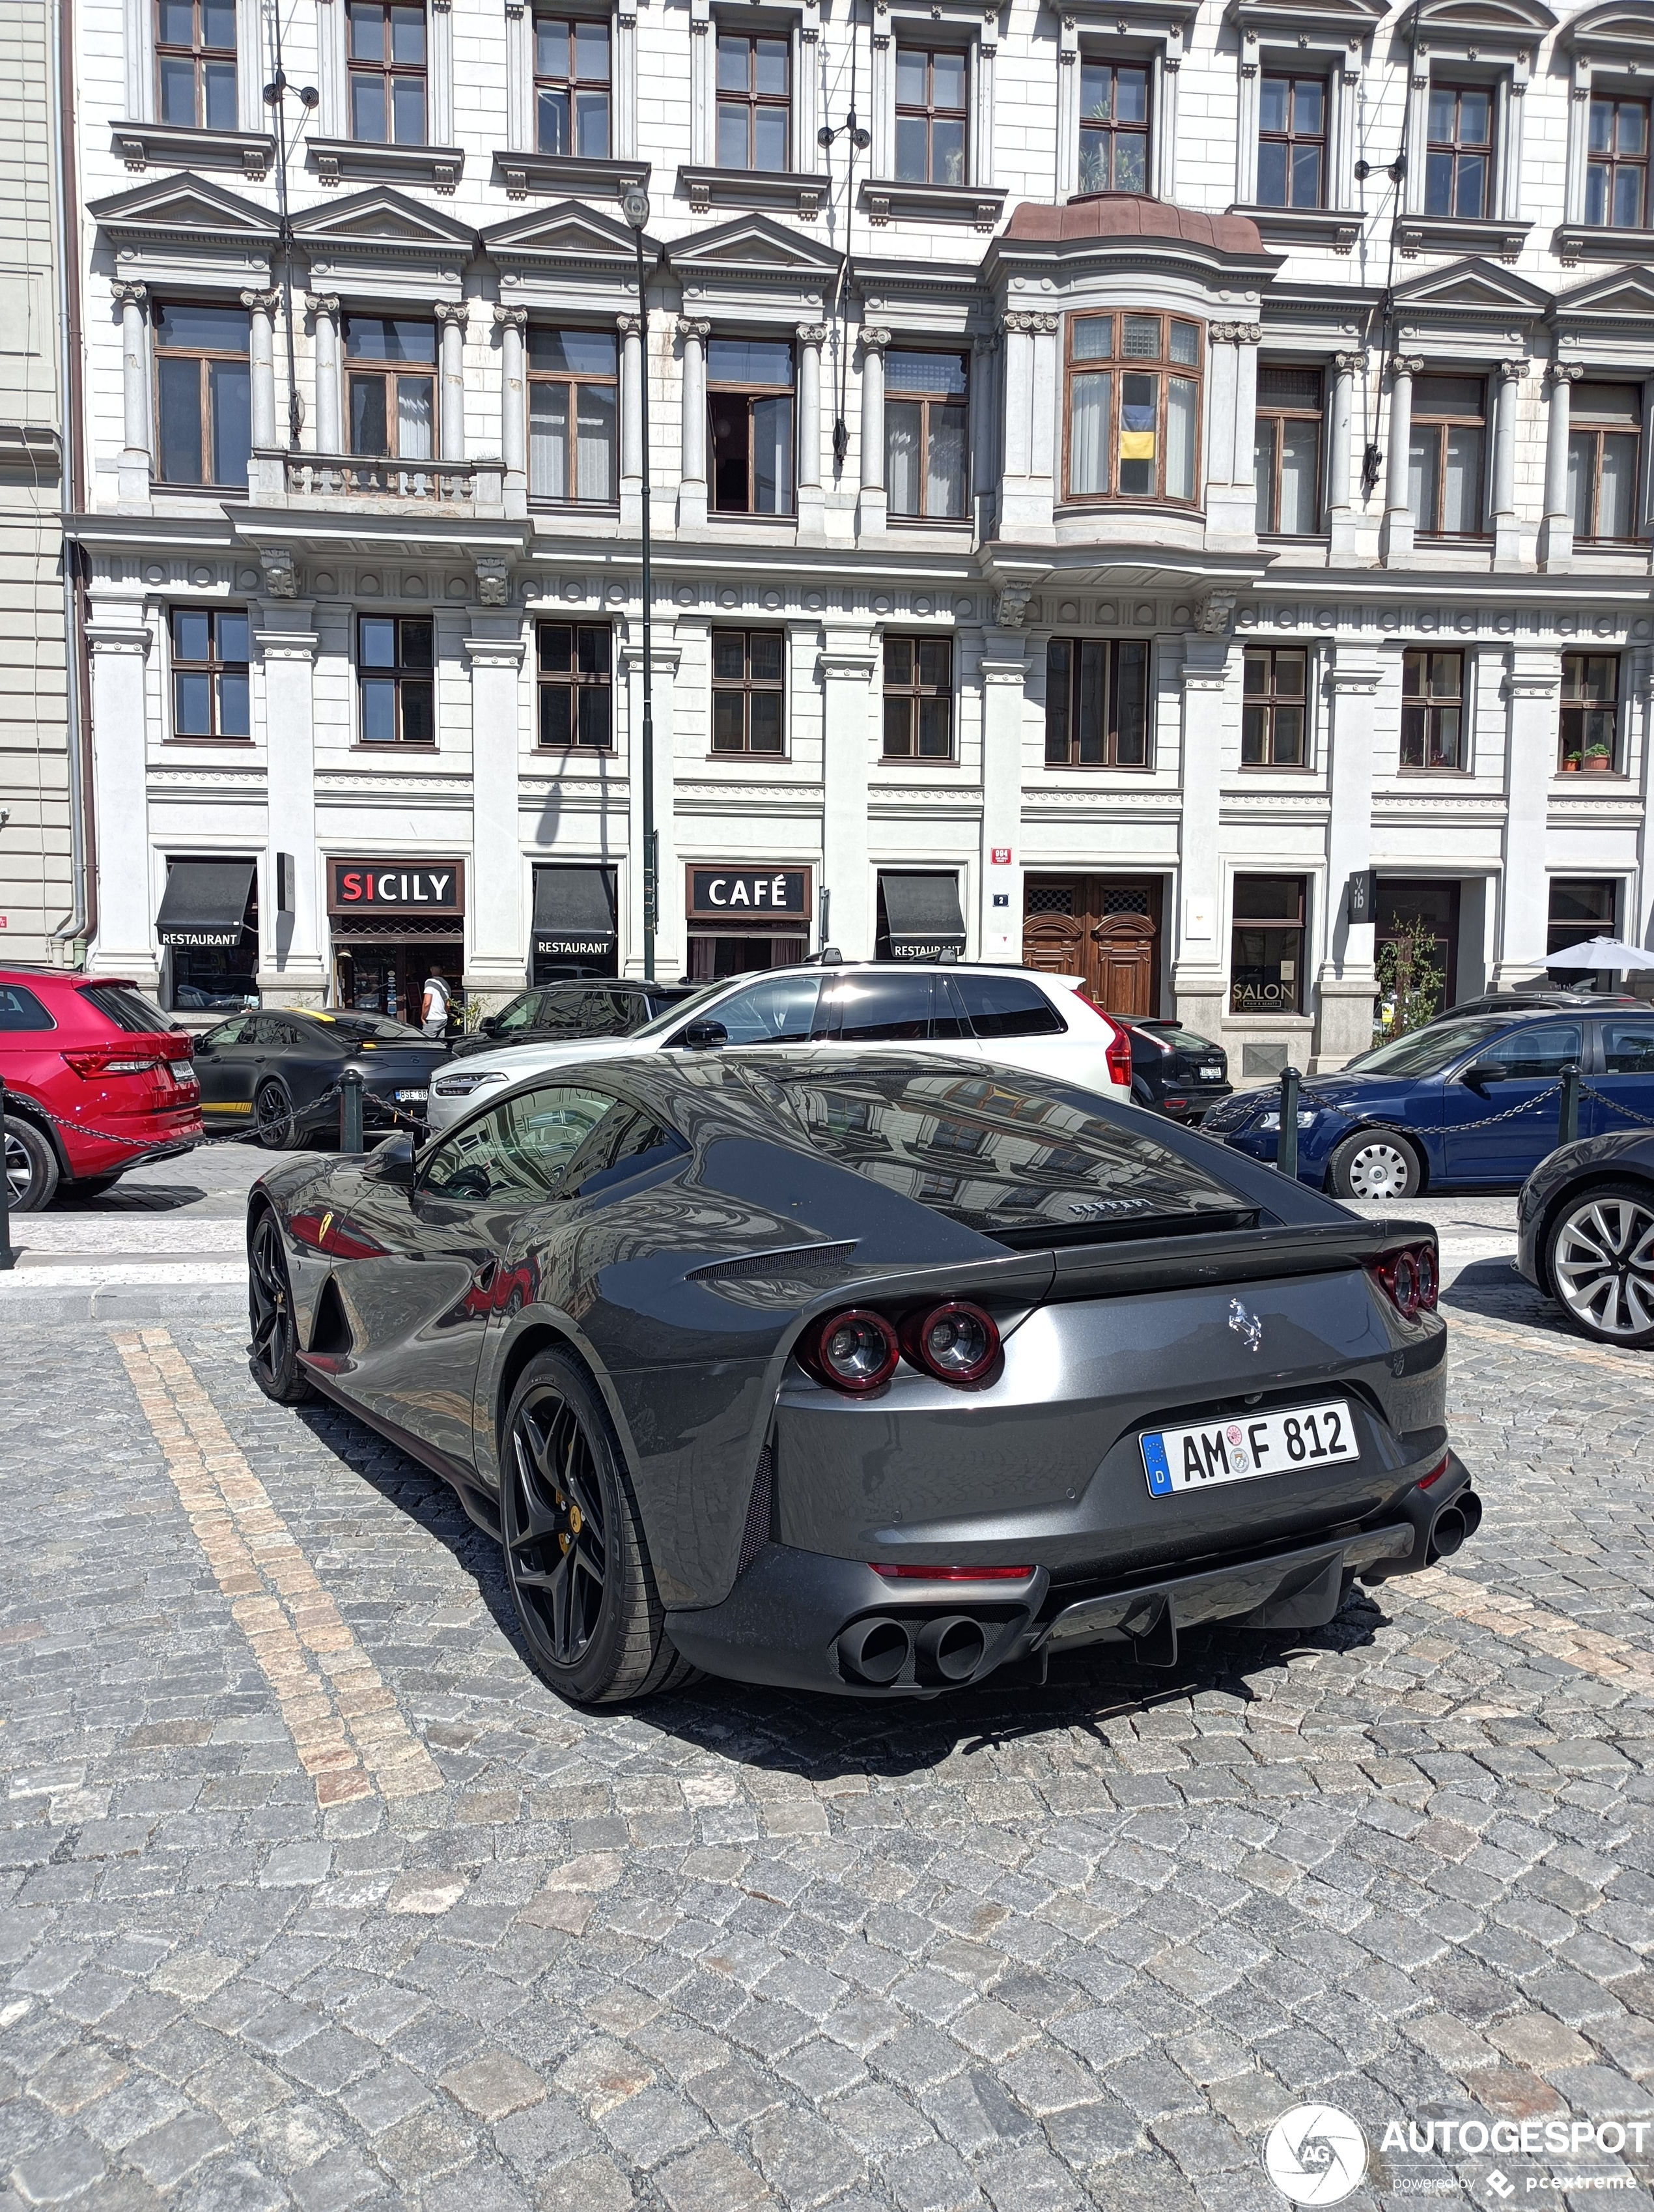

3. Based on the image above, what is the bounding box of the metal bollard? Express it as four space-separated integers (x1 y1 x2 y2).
1276 1063 1301 1181
339 1068 365 1153
1558 1062 1580 1148
0 1073 16 1271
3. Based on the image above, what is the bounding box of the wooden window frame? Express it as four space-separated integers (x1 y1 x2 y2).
346 0 428 145
169 607 251 742
884 350 970 522
1241 645 1311 770
710 628 787 757
1078 58 1149 195
1063 311 1203 508
882 635 954 762
1043 638 1152 770
1229 875 1308 1016
536 621 613 750
526 328 619 505
1410 377 1487 539
1254 365 1324 535
707 341 795 517
1256 72 1327 210
1568 391 1644 545
714 30 790 173
1424 80 1493 220
356 614 435 748
1400 647 1466 773
153 301 250 488
1586 94 1650 230
533 11 611 158
1558 652 1621 774
154 0 237 129
893 44 969 186
344 317 437 461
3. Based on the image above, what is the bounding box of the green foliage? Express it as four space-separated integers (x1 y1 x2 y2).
1373 918 1446 1046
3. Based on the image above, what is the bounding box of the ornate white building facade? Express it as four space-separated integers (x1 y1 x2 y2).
64 0 1654 1066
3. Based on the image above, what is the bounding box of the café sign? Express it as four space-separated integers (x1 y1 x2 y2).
688 866 810 919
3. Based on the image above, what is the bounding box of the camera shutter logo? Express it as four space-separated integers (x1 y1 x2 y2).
1263 2105 1368 2205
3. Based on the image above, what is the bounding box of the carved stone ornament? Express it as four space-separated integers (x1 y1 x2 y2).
677 317 712 343
995 582 1035 629
797 322 830 346
1002 311 1059 335
306 293 341 321
1498 357 1526 382
475 555 511 607
1391 353 1425 380
260 548 299 600
861 325 893 352
239 287 281 317
435 301 469 330
617 312 643 337
494 304 527 331
1549 361 1585 389
111 280 148 310
1333 349 1364 373
1195 591 1236 636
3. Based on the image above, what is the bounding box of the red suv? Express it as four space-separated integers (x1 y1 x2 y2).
1 970 204 1210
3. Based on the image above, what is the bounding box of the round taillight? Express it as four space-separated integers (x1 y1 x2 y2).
1392 1251 1419 1317
1415 1244 1438 1311
809 1309 899 1393
901 1301 1001 1386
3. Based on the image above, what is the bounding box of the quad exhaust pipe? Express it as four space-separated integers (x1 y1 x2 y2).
1426 1487 1482 1563
836 1612 992 1687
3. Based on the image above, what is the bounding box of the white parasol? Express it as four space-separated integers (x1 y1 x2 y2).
1545 936 1654 972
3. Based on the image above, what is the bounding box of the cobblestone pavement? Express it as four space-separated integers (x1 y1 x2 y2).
3 1251 1652 2212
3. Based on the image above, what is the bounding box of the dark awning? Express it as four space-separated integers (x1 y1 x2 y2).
879 872 966 961
156 858 256 949
533 865 618 957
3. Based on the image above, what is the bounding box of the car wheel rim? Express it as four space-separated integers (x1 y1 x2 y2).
507 1387 609 1667
1348 1142 1412 1199
4 1131 33 1204
1553 1197 1654 1338
248 1217 293 1375
256 1085 290 1145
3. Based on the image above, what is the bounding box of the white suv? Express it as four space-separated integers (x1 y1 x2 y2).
427 963 1132 1135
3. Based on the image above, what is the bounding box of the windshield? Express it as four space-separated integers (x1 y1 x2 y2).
1342 1019 1503 1079
307 1012 428 1045
627 980 731 1041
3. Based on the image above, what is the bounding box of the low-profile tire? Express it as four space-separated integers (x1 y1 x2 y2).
1545 1180 1654 1348
1329 1127 1422 1201
247 1209 315 1404
3 1116 59 1212
500 1349 691 1706
255 1077 297 1150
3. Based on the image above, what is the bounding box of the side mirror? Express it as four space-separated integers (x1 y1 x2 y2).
681 1018 729 1051
479 1014 499 1036
1463 1060 1506 1087
368 1131 417 1186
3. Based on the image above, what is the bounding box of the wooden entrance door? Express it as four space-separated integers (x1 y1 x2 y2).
1023 877 1162 1017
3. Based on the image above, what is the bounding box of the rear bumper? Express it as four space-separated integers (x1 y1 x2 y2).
667 1454 1480 1697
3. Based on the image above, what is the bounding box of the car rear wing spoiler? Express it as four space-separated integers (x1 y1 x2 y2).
1043 1216 1439 1304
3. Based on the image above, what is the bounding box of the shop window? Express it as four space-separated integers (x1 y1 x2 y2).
716 31 789 171
1425 81 1493 218
154 302 250 488
527 328 617 503
1078 59 1148 193
1257 74 1326 208
1586 96 1649 229
345 317 436 460
894 46 967 185
711 629 785 755
882 636 953 761
534 12 610 157
1066 312 1201 506
155 0 236 129
1229 875 1306 1015
1568 384 1642 543
348 0 427 143
171 608 250 739
537 622 612 748
1241 647 1308 767
1409 376 1485 537
1044 639 1149 767
357 615 434 744
1254 365 1323 535
1559 655 1619 773
708 337 794 515
1401 647 1465 772
886 351 968 521
1548 877 1618 962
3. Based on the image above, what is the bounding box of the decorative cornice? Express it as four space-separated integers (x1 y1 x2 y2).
1002 311 1059 336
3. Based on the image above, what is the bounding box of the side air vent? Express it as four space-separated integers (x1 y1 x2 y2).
688 1240 858 1284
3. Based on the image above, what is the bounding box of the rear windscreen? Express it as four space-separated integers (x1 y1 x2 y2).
766 1064 1255 1248
78 984 178 1036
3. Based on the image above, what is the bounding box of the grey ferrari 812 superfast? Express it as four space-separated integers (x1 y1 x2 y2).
245 1049 1479 1704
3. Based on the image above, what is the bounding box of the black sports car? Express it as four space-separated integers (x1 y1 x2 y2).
1517 1127 1654 1346
1123 1019 1232 1121
197 1009 449 1147
246 1049 1479 1705
447 979 701 1061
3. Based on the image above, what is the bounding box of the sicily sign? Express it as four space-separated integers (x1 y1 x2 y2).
329 862 464 915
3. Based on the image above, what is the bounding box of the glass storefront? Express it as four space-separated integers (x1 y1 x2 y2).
685 863 811 978
328 858 466 1032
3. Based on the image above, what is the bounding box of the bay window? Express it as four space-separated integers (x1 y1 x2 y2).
1065 312 1201 505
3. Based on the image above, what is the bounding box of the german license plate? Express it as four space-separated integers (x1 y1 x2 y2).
1198 1065 1224 1081
395 1088 428 1103
1141 1400 1358 1497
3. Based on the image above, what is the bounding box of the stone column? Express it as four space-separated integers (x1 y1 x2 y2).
1539 363 1582 571
113 281 150 507
1493 358 1525 569
677 317 710 532
858 324 888 538
1172 597 1233 1043
242 286 279 454
819 631 878 959
1381 352 1422 565
463 606 529 1003
1494 646 1562 988
496 305 527 518
796 321 827 541
436 302 467 464
1328 349 1361 562
1313 645 1381 1070
256 597 327 1002
84 605 156 984
308 295 342 455
618 311 643 533
978 627 1028 965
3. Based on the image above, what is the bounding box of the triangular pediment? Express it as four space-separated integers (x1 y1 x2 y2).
89 170 278 241
666 212 842 276
290 186 475 253
480 200 645 262
1553 264 1654 322
1400 0 1556 37
1392 255 1552 316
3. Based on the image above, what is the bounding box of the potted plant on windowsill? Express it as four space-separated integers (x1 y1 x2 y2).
1584 743 1614 773
1560 750 1582 773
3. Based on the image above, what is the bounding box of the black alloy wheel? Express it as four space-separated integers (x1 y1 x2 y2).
3 1116 59 1212
248 1210 315 1404
500 1350 697 1705
1547 1181 1654 1347
255 1078 297 1150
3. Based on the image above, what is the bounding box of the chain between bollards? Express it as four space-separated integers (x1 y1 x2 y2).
339 1068 366 1154
0 1073 16 1271
1276 1063 1300 1181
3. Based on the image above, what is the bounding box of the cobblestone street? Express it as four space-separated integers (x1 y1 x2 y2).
2 1228 1652 2212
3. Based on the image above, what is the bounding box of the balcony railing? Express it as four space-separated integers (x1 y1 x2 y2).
250 450 504 511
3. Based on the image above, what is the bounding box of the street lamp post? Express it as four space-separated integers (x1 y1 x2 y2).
623 184 656 982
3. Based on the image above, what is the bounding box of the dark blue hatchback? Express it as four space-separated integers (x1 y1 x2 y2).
1201 1008 1654 1197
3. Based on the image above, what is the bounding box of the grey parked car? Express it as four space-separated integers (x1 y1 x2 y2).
246 1049 1478 1705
